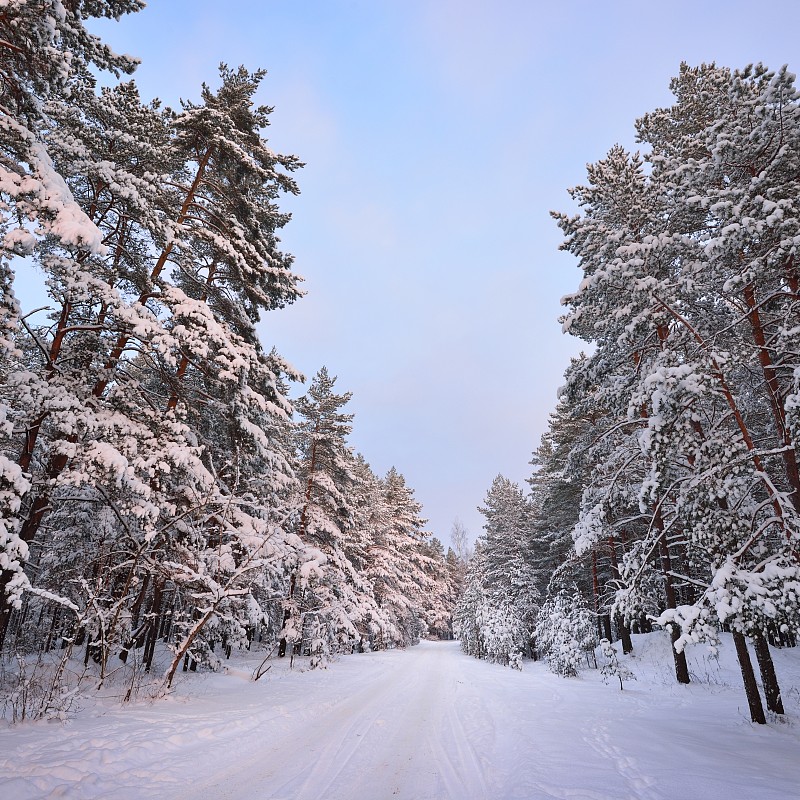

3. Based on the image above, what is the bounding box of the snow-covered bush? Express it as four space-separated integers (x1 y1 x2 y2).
599 638 635 690
480 601 525 670
535 591 597 677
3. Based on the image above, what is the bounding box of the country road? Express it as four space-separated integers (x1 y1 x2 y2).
196 641 494 800
3 638 800 799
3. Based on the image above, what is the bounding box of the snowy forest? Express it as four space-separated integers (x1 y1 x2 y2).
0 1 459 718
3 2 800 780
455 62 800 726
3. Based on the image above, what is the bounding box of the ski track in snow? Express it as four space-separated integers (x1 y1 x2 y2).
2 638 800 799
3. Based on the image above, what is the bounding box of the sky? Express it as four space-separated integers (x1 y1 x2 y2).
19 1 800 545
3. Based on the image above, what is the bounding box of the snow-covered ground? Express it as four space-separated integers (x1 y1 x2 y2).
2 634 800 799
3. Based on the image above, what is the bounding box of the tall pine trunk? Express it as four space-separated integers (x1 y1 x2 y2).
591 550 604 641
732 631 766 724
753 631 784 715
278 572 297 658
609 534 633 654
655 512 690 684
742 283 800 513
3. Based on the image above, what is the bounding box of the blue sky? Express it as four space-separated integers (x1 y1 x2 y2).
23 1 800 544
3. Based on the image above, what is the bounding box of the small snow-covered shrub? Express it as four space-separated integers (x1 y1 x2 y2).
0 648 85 723
535 591 597 677
599 638 635 690
481 602 525 669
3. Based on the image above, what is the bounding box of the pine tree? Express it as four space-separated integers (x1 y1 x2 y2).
454 476 538 666
377 467 449 643
280 368 375 660
0 1 148 641
553 62 800 722
1 59 308 684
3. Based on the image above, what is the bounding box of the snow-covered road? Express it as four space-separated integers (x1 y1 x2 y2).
200 640 492 800
3 637 800 799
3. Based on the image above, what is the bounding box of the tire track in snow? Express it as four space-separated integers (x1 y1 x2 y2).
427 687 492 798
194 642 498 800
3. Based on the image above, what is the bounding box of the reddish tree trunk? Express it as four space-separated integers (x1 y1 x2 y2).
753 631 784 715
732 630 766 724
609 534 633 654
743 283 800 512
655 512 690 684
92 146 214 400
143 579 164 673
591 550 603 640
278 572 297 658
165 262 217 413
